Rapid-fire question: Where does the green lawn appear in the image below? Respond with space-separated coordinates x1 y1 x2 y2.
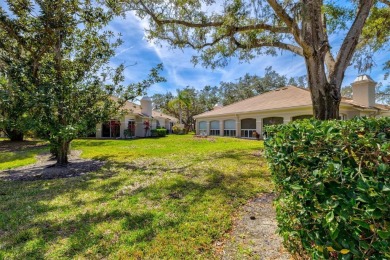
0 135 271 259
0 140 48 170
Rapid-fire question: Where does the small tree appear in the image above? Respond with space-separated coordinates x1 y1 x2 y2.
168 89 192 125
0 75 32 141
0 1 164 165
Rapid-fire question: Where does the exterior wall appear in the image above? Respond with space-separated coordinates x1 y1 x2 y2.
136 117 145 137
378 111 390 117
352 78 376 107
195 106 315 138
96 123 103 138
194 104 389 139
140 97 153 117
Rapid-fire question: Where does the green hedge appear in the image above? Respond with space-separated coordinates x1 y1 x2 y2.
151 128 167 137
264 117 390 259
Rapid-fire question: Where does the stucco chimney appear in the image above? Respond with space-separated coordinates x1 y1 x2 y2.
351 75 376 107
140 96 153 117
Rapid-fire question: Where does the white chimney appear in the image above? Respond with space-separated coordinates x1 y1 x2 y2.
351 75 376 107
140 96 153 117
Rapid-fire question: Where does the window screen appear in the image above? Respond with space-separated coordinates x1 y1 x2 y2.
199 121 207 130
210 121 220 129
224 120 235 129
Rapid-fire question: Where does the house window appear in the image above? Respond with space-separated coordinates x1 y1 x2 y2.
199 121 207 135
224 120 236 137
102 120 121 138
210 120 220 136
292 115 312 121
241 118 256 138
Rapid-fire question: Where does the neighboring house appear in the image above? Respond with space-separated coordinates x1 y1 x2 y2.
96 96 178 138
194 75 390 139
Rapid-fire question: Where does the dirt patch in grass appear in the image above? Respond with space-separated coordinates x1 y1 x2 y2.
0 150 105 181
217 193 291 259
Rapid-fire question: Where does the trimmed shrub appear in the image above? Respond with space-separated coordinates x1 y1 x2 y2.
156 128 166 137
157 126 169 135
265 117 390 259
150 129 166 137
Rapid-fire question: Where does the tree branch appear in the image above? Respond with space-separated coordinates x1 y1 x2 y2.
266 0 309 50
332 0 375 81
232 37 303 56
322 12 335 72
137 0 290 33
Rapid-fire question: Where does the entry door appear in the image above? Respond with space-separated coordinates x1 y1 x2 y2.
128 120 136 137
102 120 120 138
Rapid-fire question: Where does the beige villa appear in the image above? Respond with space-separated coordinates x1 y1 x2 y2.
194 75 390 139
95 96 177 138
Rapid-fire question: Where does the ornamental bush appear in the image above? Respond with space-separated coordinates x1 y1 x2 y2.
172 124 184 134
150 128 166 137
264 117 390 259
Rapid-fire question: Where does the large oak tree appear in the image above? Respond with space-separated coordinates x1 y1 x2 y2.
123 0 388 119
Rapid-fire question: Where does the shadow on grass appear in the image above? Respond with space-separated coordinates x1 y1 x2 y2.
0 147 269 258
0 140 47 152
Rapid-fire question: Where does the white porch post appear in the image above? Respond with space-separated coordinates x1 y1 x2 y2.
96 123 102 138
219 120 224 136
206 121 210 135
236 116 241 137
283 116 291 124
120 117 126 138
256 117 263 139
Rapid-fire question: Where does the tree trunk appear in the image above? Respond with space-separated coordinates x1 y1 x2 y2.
56 140 70 166
305 57 340 120
6 128 24 141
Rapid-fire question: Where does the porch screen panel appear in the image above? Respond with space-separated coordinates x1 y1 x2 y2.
199 121 207 130
199 121 207 135
210 121 220 136
210 121 219 129
224 120 236 137
263 117 283 126
241 118 256 129
224 120 235 129
292 115 312 121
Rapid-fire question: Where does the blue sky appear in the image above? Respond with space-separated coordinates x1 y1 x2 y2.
109 12 390 99
1 1 388 98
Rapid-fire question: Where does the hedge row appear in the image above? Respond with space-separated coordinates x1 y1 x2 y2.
264 117 390 259
151 128 167 137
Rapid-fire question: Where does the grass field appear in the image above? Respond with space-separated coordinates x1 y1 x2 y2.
0 135 271 259
0 140 48 170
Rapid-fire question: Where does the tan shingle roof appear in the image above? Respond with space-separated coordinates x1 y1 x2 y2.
194 86 390 119
341 97 390 111
194 86 311 118
152 110 178 121
110 96 177 121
